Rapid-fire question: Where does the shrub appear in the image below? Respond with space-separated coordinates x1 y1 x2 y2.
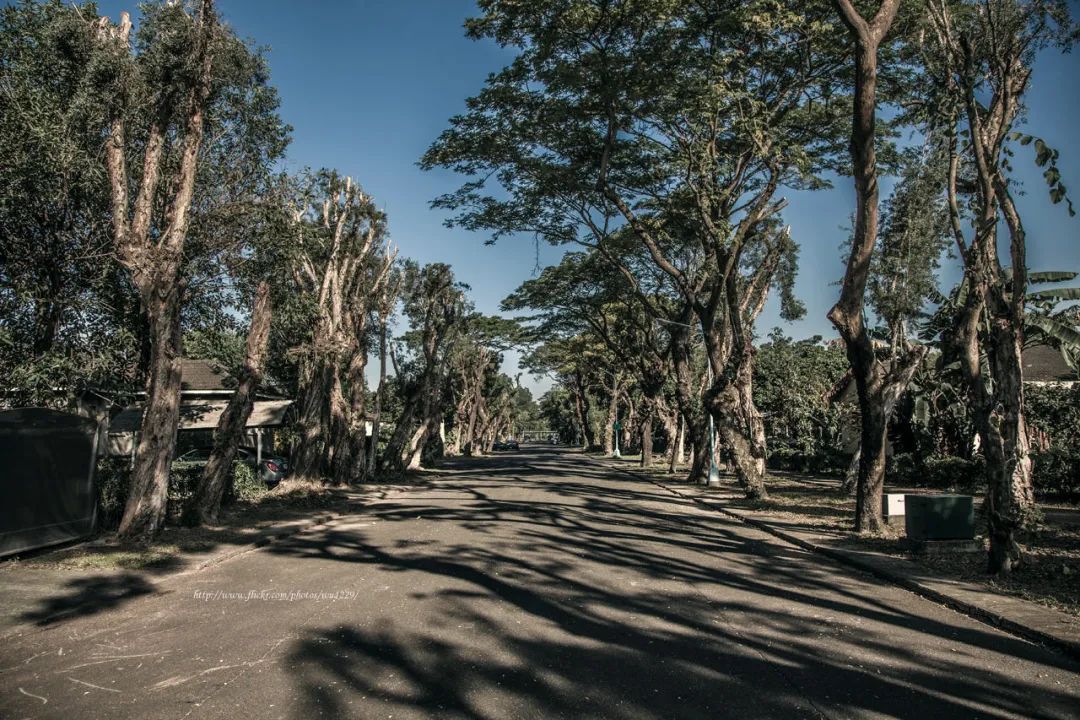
889 453 984 491
766 447 847 475
230 461 267 503
1026 384 1080 448
95 457 132 530
166 461 203 521
1032 448 1080 502
92 456 262 529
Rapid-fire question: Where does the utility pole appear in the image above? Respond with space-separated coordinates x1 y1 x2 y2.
613 403 621 458
706 361 720 487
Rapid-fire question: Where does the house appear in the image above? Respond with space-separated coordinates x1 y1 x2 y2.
106 358 292 460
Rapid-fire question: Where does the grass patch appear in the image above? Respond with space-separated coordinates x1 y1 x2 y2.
17 479 358 574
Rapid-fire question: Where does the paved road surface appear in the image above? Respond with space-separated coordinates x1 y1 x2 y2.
1 448 1077 719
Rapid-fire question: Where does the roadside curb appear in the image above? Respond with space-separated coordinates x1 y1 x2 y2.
594 457 1080 662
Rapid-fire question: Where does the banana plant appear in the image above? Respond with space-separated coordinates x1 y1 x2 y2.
920 269 1080 376
1025 271 1080 374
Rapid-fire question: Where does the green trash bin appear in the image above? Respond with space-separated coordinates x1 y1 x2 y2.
904 494 975 541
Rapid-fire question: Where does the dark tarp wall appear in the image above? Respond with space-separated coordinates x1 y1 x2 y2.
0 408 98 557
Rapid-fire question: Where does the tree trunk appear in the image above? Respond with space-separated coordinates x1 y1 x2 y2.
604 387 618 456
187 283 271 525
118 286 184 539
326 370 349 484
640 410 653 468
367 315 389 477
712 389 767 500
827 0 904 533
968 293 1036 573
841 446 860 496
344 348 370 484
670 329 708 485
293 358 333 481
572 371 595 449
622 397 636 454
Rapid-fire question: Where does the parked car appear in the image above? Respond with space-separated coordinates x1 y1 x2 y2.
176 446 289 488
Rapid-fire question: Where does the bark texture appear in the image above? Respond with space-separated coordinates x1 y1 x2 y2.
827 0 916 534
188 282 271 525
98 2 218 540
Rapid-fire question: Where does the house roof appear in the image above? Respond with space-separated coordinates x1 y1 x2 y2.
181 358 232 392
109 399 293 433
1022 344 1077 383
824 344 1075 407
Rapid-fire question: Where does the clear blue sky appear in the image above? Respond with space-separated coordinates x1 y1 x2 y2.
93 1 1080 397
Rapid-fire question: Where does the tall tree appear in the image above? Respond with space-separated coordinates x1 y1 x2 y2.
828 0 930 532
0 1 140 409
366 267 403 477
97 1 219 539
285 171 392 483
425 0 845 498
381 262 467 473
920 0 1076 572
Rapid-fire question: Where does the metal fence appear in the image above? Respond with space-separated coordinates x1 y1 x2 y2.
0 408 99 557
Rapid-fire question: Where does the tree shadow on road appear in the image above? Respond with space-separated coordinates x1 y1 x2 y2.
272 448 1080 719
17 572 158 627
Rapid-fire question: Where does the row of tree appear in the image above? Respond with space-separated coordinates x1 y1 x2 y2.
422 0 1079 574
0 1 535 540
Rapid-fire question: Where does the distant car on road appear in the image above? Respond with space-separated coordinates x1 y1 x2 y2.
175 446 289 487
492 439 519 451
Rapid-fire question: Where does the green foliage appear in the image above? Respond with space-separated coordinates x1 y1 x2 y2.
184 326 246 377
1026 384 1080 448
753 330 848 457
538 387 578 443
230 461 266 503
890 453 986 492
0 0 289 408
94 456 210 530
1008 133 1075 216
766 447 848 475
0 0 142 406
1031 448 1080 502
94 456 132 530
869 147 950 336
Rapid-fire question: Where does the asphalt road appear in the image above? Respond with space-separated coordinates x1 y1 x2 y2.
1 447 1077 719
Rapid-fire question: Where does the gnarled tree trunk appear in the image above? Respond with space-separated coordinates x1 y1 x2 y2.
827 0 906 533
188 282 271 525
99 3 218 540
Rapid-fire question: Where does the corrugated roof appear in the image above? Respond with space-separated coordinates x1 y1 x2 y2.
109 399 293 433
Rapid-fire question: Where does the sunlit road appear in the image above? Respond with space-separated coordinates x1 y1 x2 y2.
1 447 1077 719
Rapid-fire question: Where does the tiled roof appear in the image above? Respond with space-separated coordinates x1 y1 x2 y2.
1022 345 1077 383
180 358 232 391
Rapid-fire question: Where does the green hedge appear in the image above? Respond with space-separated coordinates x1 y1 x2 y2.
889 453 985 491
1032 448 1080 503
889 450 1079 503
767 446 848 475
94 455 267 530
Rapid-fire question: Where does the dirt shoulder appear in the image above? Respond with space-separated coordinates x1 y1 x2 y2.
610 458 1080 620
